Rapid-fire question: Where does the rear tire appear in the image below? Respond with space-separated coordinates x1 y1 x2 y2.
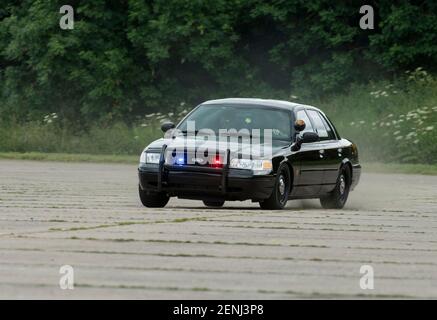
139 185 169 208
259 164 291 210
320 166 351 209
203 200 225 208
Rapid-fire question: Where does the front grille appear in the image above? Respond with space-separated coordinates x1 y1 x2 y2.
164 148 225 168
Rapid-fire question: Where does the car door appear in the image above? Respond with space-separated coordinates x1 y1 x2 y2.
291 109 324 197
306 110 342 193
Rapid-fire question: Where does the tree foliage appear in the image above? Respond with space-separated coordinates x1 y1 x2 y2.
1 0 437 121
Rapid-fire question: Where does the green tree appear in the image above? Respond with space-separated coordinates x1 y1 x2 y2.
1 0 436 122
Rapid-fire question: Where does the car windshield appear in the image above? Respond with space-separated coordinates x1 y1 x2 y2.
177 104 292 141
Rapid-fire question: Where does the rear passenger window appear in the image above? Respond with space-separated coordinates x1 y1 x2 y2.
295 110 314 133
307 110 335 141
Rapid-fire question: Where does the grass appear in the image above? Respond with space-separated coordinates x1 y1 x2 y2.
311 73 437 164
0 71 436 165
0 151 138 164
1 151 437 175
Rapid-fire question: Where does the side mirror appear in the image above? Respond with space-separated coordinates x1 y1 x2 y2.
291 132 319 151
161 122 175 133
301 132 319 143
294 119 306 132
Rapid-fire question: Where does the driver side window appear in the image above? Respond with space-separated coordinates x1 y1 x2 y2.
296 110 314 134
307 110 336 141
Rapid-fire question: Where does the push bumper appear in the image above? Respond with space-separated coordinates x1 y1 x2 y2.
138 165 275 201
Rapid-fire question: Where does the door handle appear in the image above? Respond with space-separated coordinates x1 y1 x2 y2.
319 149 324 158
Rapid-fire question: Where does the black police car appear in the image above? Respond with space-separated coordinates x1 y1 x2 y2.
138 98 361 210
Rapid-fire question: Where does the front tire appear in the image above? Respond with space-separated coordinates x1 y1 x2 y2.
259 164 291 210
139 185 169 208
320 166 351 209
203 200 225 208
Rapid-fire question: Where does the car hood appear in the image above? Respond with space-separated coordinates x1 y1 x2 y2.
145 136 289 158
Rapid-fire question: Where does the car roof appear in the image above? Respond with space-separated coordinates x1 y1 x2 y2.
201 98 321 113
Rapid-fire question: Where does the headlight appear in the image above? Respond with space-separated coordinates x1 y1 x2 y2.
139 151 160 164
230 159 273 175
146 152 161 164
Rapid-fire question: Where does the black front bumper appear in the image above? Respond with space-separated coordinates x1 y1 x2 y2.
138 165 275 201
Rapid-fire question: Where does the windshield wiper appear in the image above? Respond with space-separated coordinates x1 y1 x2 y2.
180 130 199 136
219 131 255 138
